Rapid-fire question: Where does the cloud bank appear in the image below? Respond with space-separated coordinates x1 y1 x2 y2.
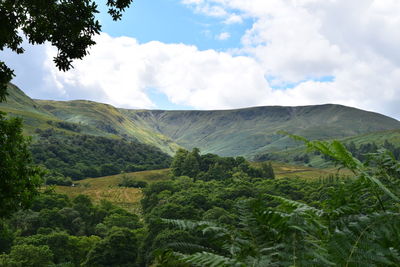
2 0 400 119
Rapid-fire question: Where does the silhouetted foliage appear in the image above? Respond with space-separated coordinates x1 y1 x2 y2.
0 0 133 100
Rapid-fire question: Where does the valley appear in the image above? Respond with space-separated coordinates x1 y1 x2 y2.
2 83 400 266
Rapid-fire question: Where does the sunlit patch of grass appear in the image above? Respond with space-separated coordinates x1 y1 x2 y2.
253 161 351 179
53 169 170 213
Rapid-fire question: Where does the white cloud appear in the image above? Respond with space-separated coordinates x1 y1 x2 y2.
224 14 243 24
216 32 231 40
21 33 270 110
180 0 400 119
3 0 400 120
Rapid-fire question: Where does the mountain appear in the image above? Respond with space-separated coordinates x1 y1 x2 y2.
36 99 180 154
2 84 400 157
121 105 400 156
0 84 179 154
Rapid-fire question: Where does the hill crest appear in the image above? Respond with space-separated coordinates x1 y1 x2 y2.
2 84 400 156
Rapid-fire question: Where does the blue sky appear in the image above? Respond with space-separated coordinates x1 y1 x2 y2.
97 0 251 51
94 0 255 110
2 0 400 119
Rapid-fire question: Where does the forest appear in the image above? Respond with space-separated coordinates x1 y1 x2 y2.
1 139 400 266
31 129 171 182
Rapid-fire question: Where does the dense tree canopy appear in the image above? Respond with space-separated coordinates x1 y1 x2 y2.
32 129 171 180
0 191 142 266
171 148 275 181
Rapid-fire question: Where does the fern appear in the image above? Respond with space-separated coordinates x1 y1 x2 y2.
328 212 400 266
160 136 400 266
284 133 400 204
265 194 324 217
175 252 245 267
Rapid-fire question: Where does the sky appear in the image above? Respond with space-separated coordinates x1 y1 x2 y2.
2 0 400 119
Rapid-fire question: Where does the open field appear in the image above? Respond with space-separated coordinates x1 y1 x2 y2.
54 168 170 213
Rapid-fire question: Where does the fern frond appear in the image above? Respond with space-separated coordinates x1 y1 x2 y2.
330 141 362 171
266 194 324 216
359 170 400 202
162 218 218 231
175 251 245 267
284 133 400 203
168 242 216 254
329 212 400 266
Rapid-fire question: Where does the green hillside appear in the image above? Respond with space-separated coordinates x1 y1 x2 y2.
341 129 400 145
36 99 180 154
2 84 400 158
121 105 400 156
0 84 180 154
0 84 57 133
0 84 173 180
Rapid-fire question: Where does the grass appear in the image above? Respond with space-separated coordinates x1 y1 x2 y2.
54 169 170 213
269 162 351 179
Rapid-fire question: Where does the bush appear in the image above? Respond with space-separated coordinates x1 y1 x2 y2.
118 176 148 188
44 171 73 186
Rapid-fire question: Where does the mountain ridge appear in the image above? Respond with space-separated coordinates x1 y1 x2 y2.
2 84 400 157
121 104 400 156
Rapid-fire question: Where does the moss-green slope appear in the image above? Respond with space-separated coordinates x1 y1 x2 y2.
0 84 59 133
122 105 400 156
3 84 400 158
0 84 180 154
36 99 180 154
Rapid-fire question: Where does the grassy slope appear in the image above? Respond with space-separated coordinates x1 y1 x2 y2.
122 105 400 157
341 129 400 145
0 84 115 137
4 84 400 158
36 100 181 155
54 169 170 213
0 84 180 154
0 84 58 134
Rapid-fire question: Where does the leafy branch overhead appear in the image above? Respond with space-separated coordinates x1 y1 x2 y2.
0 0 133 100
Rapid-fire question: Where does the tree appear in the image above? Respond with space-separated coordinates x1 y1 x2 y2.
84 227 138 266
171 148 189 177
0 244 54 267
0 0 134 100
260 162 275 179
0 114 44 217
